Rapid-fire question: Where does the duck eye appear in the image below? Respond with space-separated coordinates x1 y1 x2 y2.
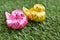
36 7 38 8
16 14 17 16
21 14 24 17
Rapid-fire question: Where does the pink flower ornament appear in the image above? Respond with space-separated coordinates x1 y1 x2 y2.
5 9 28 29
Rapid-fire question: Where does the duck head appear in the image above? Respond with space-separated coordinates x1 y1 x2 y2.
33 4 45 12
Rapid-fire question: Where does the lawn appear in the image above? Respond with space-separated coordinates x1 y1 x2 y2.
0 0 60 40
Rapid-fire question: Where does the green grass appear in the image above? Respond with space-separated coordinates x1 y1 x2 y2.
0 0 60 40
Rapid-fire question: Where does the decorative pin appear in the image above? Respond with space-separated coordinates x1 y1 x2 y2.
5 9 28 29
23 4 46 22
